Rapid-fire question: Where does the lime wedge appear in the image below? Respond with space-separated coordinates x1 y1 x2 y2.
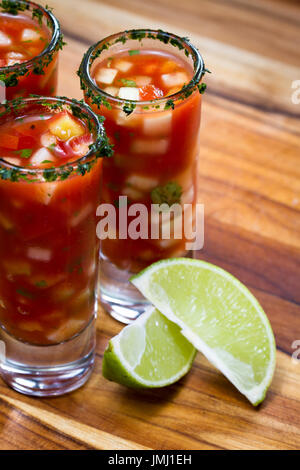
102 307 196 388
131 258 276 405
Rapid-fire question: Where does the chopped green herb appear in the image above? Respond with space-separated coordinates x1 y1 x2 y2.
120 78 137 87
151 181 182 206
16 287 34 299
164 99 175 110
67 256 83 274
128 50 140 56
41 160 53 164
35 280 48 288
198 82 207 94
14 148 33 159
113 130 120 142
107 182 119 191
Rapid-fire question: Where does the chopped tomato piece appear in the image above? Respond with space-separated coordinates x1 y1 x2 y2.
1 134 19 149
139 84 164 101
18 135 36 149
69 134 93 156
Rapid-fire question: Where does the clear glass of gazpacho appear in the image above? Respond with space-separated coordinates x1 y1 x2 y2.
0 1 64 100
0 96 111 396
79 29 206 323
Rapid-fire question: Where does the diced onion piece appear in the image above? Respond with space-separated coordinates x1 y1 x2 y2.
0 31 11 46
115 110 140 128
161 72 189 88
31 147 55 166
47 319 86 343
143 111 172 137
6 51 25 66
0 298 5 309
35 182 57 205
133 75 151 87
3 259 31 276
131 138 168 155
19 320 43 332
114 59 132 72
161 60 178 74
0 212 14 230
126 174 158 191
21 28 41 42
40 131 56 147
103 86 119 97
122 186 144 201
70 203 93 227
70 287 91 310
95 67 118 85
52 283 75 302
49 113 85 141
3 157 21 166
118 87 140 100
27 247 52 262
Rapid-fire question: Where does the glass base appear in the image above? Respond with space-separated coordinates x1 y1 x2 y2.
0 317 96 397
99 255 150 324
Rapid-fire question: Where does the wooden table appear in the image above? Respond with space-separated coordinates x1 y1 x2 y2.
0 0 299 450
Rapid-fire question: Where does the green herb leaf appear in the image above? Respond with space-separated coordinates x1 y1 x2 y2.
120 78 137 87
198 82 207 94
151 181 182 206
164 99 175 110
16 287 34 299
128 50 140 56
14 148 33 159
35 280 48 288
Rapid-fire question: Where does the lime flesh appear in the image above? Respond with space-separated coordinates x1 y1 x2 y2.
131 258 276 405
103 307 196 388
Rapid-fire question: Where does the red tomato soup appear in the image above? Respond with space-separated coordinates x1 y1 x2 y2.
84 45 202 274
0 3 62 100
0 99 103 345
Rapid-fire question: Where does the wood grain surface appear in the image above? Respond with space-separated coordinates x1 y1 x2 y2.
0 0 299 450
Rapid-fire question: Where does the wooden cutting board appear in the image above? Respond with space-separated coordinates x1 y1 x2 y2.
0 0 299 450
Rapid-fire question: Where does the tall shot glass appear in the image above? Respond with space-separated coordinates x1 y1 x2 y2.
79 30 206 323
0 0 64 100
0 97 111 396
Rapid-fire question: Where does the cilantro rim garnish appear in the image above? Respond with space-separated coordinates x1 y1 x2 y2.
78 29 208 115
0 1 66 87
0 96 113 183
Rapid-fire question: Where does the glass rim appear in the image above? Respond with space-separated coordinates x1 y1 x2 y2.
79 28 205 109
0 0 61 74
0 96 105 176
